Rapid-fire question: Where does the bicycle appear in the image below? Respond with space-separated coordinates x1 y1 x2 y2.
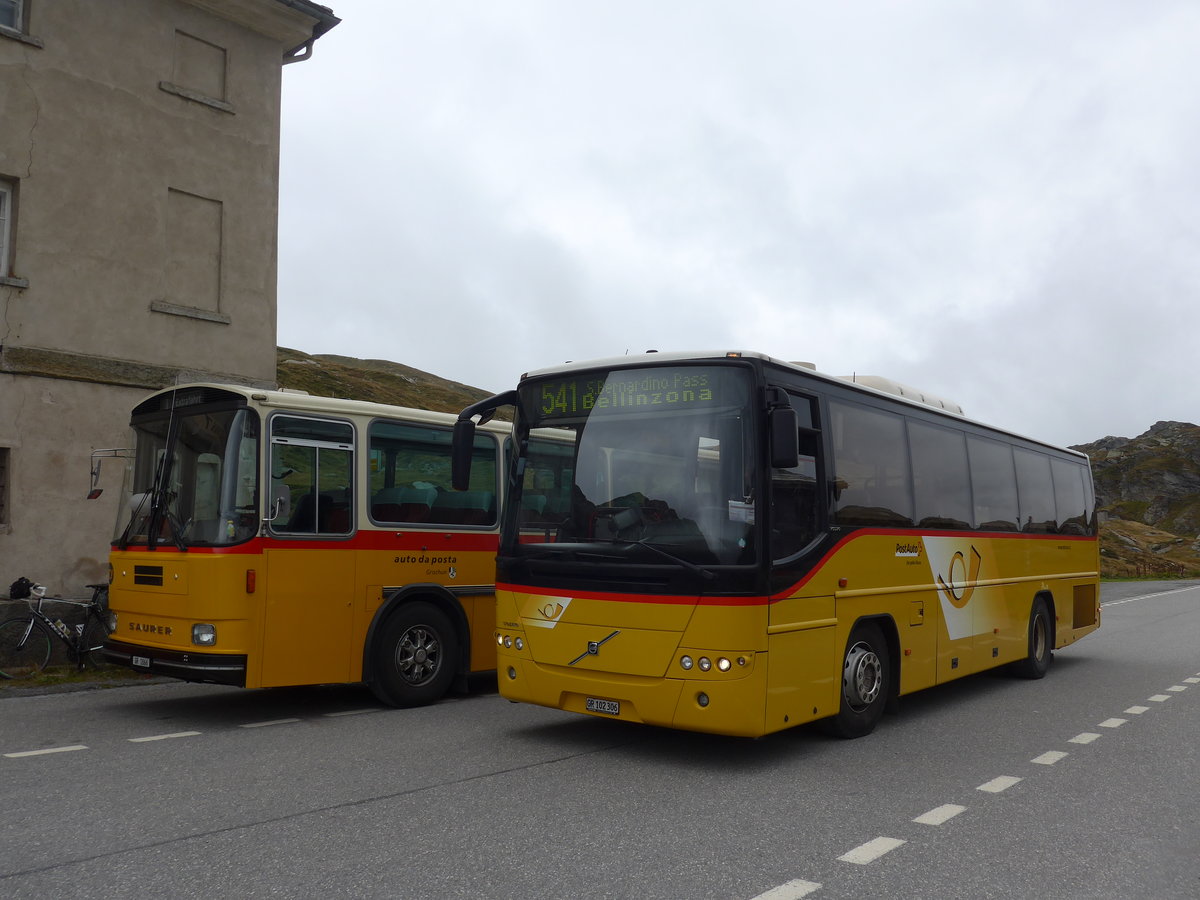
0 578 116 679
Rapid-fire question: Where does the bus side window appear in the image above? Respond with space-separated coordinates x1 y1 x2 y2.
830 400 914 528
771 394 820 559
271 416 354 535
1014 447 1056 533
967 436 1019 531
909 421 971 530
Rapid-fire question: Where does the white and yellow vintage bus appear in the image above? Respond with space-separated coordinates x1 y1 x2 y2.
452 351 1100 738
100 383 569 707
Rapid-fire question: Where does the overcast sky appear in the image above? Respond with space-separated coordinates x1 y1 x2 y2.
277 1 1200 448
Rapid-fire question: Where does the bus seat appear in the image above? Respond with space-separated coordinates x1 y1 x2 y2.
431 490 495 525
373 486 437 523
286 492 319 532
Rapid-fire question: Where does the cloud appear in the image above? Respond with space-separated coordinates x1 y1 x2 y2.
278 1 1200 447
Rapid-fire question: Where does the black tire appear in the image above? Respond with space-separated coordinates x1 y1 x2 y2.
1009 597 1052 679
79 614 111 670
369 602 459 708
0 617 53 679
824 621 890 739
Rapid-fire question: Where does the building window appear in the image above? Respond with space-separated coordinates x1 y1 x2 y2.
1 1 42 47
0 447 9 526
0 178 13 277
0 0 23 31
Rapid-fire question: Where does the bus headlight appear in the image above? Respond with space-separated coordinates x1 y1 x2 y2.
680 655 694 670
717 657 732 672
698 657 712 672
192 624 217 646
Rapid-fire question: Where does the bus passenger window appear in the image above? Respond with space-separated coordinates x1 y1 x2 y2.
830 401 914 528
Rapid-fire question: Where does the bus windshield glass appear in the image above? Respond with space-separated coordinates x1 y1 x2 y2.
115 406 259 548
516 364 756 566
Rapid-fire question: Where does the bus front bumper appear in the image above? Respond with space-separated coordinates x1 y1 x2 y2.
103 639 247 687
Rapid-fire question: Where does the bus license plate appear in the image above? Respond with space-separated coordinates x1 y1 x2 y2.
585 697 620 716
132 656 151 668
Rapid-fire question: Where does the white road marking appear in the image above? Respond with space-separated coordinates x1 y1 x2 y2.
838 837 906 865
128 731 202 743
977 775 1022 793
1148 694 1172 703
239 718 301 728
324 708 382 717
1032 750 1068 765
913 804 966 826
4 744 88 758
1097 718 1126 728
1125 706 1150 715
750 878 823 899
1166 685 1188 692
1184 677 1200 684
1103 585 1200 606
1069 733 1100 744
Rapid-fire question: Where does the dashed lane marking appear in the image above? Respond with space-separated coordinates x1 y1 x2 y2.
1125 706 1150 715
4 744 88 758
324 708 382 717
913 804 966 826
1032 750 1068 765
749 878 823 899
128 731 202 743
239 718 302 728
977 775 1022 793
838 837 906 865
1166 685 1188 692
1098 718 1127 728
1069 732 1101 744
1148 695 1172 703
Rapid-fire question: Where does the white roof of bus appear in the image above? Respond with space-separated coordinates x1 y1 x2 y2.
148 383 515 434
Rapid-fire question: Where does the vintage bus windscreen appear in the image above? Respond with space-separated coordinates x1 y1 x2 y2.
115 390 259 549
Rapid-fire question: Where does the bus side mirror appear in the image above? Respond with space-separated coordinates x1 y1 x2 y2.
769 406 800 469
87 448 132 499
451 419 476 491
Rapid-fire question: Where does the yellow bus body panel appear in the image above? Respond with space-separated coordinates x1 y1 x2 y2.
495 530 1100 738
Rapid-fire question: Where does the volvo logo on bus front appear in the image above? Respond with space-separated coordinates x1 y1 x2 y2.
569 630 620 666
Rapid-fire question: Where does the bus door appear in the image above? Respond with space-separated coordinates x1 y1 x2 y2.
261 415 357 687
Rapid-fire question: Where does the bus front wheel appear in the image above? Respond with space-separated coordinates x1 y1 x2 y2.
1008 597 1052 679
369 602 459 708
825 622 889 739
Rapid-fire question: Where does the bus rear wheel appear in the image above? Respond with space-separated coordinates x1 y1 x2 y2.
824 621 889 739
1008 597 1052 679
369 602 459 708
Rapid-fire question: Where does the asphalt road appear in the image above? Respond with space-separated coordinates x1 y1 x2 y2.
2 581 1197 899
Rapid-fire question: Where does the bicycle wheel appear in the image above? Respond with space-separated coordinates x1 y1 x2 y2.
79 613 112 669
0 617 53 679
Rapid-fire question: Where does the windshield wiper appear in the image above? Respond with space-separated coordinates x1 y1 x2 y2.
604 537 717 581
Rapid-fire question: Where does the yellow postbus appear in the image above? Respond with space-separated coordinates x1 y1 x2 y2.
100 383 568 707
452 351 1100 738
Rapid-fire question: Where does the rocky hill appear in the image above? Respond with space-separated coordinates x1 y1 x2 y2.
1072 421 1200 578
276 350 1200 578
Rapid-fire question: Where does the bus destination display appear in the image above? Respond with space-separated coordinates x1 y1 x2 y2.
535 368 732 419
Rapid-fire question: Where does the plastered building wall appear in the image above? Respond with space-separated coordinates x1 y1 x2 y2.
0 0 337 594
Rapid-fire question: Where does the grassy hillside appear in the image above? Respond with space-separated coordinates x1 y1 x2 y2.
276 347 493 414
